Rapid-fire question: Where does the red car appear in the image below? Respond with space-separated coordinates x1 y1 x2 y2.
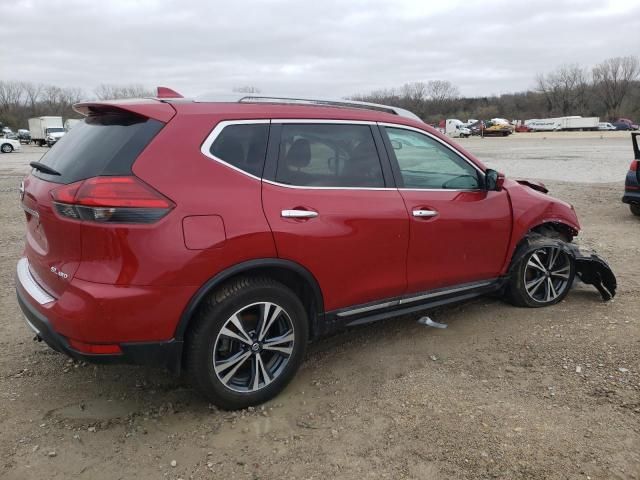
16 90 616 409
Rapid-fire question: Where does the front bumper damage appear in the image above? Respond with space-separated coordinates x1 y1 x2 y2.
566 245 617 301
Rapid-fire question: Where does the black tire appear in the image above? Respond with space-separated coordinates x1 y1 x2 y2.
185 277 308 410
0 143 13 153
631 204 640 216
506 235 576 308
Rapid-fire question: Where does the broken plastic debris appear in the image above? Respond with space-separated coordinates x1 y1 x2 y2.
418 316 448 329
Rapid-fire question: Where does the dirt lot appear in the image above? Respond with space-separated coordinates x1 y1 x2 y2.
1 135 639 479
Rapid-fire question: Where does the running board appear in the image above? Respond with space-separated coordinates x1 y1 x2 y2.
328 279 504 328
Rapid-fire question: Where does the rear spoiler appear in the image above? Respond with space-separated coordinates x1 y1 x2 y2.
73 98 176 123
633 132 640 160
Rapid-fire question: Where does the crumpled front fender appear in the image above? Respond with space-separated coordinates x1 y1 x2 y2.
566 245 617 301
508 235 617 302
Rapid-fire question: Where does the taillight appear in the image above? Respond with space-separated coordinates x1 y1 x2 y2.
630 160 639 172
51 176 174 224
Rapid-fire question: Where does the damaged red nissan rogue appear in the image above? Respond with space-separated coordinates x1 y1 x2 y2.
16 89 617 409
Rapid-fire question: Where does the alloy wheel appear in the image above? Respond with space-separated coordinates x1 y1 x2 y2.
213 302 295 393
523 246 572 303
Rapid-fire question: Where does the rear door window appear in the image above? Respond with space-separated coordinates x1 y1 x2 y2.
209 123 269 177
33 113 164 184
274 123 384 188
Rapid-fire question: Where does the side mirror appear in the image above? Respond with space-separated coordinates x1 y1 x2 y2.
485 169 505 191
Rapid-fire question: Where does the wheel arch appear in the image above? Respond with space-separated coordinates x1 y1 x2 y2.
505 220 578 274
175 258 325 341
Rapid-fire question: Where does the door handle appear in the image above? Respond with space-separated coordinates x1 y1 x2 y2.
281 209 318 219
412 209 438 217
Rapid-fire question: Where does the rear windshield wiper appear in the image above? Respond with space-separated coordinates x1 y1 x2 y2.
30 162 61 176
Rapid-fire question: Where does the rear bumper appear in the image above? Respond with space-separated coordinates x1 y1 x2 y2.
622 190 640 205
17 286 183 372
15 258 186 372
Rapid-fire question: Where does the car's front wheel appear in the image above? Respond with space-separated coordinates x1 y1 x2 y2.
185 277 308 410
630 204 640 216
506 236 576 307
1 143 13 153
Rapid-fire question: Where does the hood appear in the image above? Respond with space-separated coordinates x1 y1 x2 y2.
47 132 65 139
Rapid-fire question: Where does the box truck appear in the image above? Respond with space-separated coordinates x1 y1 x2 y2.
28 116 65 147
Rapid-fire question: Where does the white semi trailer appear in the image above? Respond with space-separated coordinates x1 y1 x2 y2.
445 119 471 138
28 116 65 147
525 116 599 131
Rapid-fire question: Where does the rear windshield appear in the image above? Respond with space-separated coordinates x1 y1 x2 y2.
33 113 164 184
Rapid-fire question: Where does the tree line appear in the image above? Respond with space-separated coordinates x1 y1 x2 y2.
0 83 153 131
0 55 638 130
351 56 639 124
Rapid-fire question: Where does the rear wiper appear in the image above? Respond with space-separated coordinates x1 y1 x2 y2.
29 162 61 176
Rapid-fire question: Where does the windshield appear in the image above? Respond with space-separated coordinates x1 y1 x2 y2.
46 128 65 134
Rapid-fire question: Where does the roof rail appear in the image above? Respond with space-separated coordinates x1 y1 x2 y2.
193 93 423 122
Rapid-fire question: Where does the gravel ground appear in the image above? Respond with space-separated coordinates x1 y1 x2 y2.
1 135 638 480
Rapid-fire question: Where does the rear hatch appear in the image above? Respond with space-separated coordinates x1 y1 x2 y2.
21 103 171 298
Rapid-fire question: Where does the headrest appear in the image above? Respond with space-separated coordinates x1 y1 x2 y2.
285 138 311 168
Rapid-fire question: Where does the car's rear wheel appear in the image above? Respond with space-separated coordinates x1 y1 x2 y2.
506 236 575 307
185 277 308 410
630 204 640 216
1 143 13 153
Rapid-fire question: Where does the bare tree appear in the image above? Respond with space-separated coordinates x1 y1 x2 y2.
426 80 460 103
592 56 640 119
21 82 43 113
0 81 24 113
536 64 588 115
400 82 428 102
95 84 153 100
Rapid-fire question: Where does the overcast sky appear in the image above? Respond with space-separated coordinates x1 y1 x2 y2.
1 0 639 99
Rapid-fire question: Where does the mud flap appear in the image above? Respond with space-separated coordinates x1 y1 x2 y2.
566 245 617 301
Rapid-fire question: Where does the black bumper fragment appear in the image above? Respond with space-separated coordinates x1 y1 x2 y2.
566 245 617 301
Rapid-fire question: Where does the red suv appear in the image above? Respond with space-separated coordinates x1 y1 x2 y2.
16 90 616 409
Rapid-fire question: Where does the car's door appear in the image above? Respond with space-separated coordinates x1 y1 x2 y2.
261 121 409 312
380 124 512 293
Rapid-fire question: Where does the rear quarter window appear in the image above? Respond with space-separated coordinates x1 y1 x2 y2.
209 123 269 177
33 114 164 184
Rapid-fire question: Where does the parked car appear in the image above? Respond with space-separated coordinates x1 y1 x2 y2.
1 137 21 153
515 124 532 133
623 133 640 216
16 89 617 409
468 120 485 136
612 121 634 131
616 118 639 130
17 129 31 144
598 122 616 131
